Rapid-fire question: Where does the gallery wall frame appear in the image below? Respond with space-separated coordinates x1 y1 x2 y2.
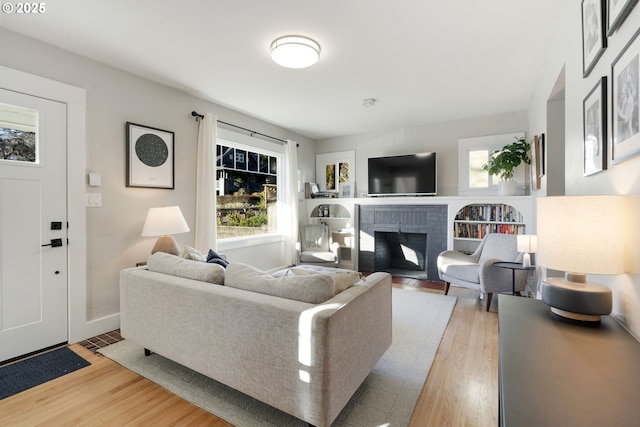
126 122 175 189
582 0 607 77
607 0 639 35
611 27 640 164
530 135 541 190
538 133 546 176
583 76 608 176
315 151 355 198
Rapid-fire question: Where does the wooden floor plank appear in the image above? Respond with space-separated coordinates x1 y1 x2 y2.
0 279 497 426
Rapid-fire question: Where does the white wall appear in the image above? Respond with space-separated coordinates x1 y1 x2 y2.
527 1 640 337
0 28 314 330
315 111 529 196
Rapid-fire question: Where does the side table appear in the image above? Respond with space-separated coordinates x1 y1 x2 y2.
493 261 534 295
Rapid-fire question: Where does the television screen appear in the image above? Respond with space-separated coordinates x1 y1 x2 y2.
368 152 437 196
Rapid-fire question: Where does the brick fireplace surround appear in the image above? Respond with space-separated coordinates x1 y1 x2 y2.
358 204 447 281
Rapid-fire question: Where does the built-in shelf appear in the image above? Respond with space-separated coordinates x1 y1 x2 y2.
453 203 526 253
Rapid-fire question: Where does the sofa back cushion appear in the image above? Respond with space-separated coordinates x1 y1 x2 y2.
283 266 360 293
225 262 336 304
147 251 225 284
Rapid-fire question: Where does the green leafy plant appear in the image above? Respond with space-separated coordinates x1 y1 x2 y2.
482 137 531 181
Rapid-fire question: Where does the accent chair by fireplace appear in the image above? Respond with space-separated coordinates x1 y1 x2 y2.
437 233 526 311
298 224 340 267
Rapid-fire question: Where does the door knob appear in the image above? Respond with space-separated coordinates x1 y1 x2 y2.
41 238 63 248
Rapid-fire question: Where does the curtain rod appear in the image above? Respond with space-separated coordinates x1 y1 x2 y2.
191 111 287 144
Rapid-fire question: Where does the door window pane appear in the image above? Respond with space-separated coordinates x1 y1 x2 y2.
0 104 37 163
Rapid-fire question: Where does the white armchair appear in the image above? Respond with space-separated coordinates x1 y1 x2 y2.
437 233 526 311
298 224 340 267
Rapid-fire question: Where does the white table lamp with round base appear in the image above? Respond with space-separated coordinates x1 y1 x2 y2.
537 195 626 323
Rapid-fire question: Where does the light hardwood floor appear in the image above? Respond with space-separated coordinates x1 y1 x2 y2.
0 285 498 427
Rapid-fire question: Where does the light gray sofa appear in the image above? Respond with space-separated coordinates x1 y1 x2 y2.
120 255 392 427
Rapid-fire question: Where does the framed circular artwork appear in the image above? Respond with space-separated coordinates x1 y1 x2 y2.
126 122 175 188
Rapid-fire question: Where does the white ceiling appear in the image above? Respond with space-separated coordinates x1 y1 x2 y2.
0 0 562 140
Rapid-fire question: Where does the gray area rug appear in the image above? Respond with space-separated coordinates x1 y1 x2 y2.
99 288 456 426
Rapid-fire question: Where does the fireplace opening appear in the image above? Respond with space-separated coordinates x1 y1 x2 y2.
374 231 427 280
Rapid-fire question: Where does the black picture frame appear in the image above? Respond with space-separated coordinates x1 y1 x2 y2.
611 27 640 164
539 133 546 176
126 122 175 189
607 0 639 35
582 0 607 78
583 77 608 176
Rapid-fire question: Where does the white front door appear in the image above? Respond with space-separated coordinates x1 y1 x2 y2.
0 88 68 363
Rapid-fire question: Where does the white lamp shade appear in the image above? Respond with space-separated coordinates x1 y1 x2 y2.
141 206 190 237
517 234 537 253
270 35 320 69
537 195 625 275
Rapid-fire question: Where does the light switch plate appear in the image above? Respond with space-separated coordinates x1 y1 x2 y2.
86 193 102 207
88 172 101 187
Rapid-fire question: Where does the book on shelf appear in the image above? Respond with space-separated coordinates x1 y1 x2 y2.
453 223 526 239
454 204 524 223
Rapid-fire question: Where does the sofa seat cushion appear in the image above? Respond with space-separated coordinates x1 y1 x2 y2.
147 251 225 284
299 250 337 263
225 262 336 304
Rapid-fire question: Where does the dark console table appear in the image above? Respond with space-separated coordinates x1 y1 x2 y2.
498 295 640 426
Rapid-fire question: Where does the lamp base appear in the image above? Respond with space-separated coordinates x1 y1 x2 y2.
151 235 180 256
541 276 612 323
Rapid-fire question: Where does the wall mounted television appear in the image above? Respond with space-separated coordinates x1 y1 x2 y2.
368 152 437 196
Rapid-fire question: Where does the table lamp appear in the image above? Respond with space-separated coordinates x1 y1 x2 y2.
141 206 190 255
516 234 537 268
536 195 626 322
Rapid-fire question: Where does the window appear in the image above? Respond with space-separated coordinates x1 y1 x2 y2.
0 104 38 163
457 132 525 196
469 149 489 188
216 138 281 239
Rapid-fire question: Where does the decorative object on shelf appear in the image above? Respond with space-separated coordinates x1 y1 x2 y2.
141 206 190 255
537 195 626 322
482 137 531 196
583 76 608 176
516 234 537 268
270 35 320 69
582 0 606 78
607 0 639 35
126 122 174 189
611 26 640 164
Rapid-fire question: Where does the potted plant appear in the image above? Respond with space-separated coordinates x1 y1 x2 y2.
482 137 531 195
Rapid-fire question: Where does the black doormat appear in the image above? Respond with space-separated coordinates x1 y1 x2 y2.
0 346 90 400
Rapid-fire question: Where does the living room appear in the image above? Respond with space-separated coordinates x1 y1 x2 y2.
1 0 640 425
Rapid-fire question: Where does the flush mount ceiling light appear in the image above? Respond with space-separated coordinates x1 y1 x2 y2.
362 98 376 107
270 35 320 69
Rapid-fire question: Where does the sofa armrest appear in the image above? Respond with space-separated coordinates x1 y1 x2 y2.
309 271 392 424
